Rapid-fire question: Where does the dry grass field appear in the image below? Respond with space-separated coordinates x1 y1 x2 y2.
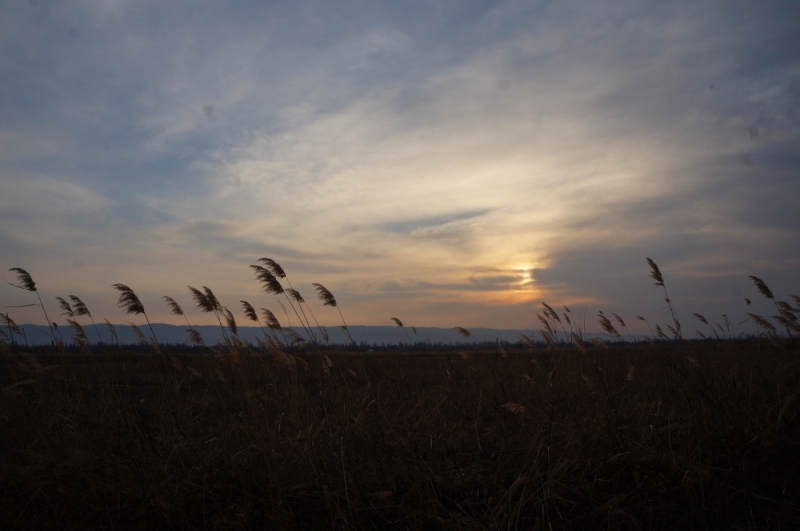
2 341 799 530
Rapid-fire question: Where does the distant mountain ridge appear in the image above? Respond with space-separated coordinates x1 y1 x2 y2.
9 323 611 347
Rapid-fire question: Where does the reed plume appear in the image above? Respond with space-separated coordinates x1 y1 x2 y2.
67 319 89 352
261 308 282 330
56 297 74 319
203 287 222 312
312 283 355 345
693 313 719 339
1 312 25 349
646 258 681 339
749 276 774 300
164 296 205 346
287 288 318 344
186 328 204 346
241 300 258 323
540 302 568 341
188 286 215 313
164 296 184 316
776 301 796 318
259 258 286 279
284 328 306 345
749 276 794 335
571 333 588 353
129 323 148 344
597 312 621 340
223 307 238 337
112 284 159 350
611 313 634 341
391 317 412 344
69 295 103 344
104 319 119 347
252 264 315 344
261 308 288 346
188 286 229 342
748 313 776 333
454 326 471 338
7 268 55 342
519 334 536 349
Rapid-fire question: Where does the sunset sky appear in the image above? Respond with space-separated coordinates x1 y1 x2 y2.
2 0 799 334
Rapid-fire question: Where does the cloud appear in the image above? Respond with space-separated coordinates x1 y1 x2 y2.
1 0 799 330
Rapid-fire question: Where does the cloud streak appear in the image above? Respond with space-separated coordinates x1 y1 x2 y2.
1 0 798 332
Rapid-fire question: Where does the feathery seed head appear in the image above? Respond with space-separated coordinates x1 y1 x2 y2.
776 301 795 318
203 287 222 311
163 296 185 316
536 314 552 333
68 319 89 346
113 284 145 315
666 324 679 338
240 301 258 322
693 313 709 325
8 267 37 291
287 288 305 303
454 326 471 338
223 307 238 336
261 308 281 330
390 317 403 327
1 313 22 335
312 283 337 307
104 319 119 344
748 313 776 332
285 328 306 345
186 328 204 346
646 258 664 286
188 286 215 313
251 265 284 295
749 276 774 300
129 323 147 343
258 258 286 278
598 313 620 338
56 297 74 318
69 296 91 317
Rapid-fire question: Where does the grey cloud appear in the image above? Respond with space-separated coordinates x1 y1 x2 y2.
180 219 236 238
3 0 800 329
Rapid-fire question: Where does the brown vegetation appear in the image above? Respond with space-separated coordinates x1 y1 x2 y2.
1 342 799 529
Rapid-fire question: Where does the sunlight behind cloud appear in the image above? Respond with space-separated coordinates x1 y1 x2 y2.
1 0 798 330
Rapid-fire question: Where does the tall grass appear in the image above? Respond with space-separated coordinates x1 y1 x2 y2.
1 343 798 529
1 256 799 529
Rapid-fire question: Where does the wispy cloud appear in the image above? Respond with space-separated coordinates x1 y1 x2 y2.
1 0 798 330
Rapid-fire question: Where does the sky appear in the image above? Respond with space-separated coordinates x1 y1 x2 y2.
1 0 799 336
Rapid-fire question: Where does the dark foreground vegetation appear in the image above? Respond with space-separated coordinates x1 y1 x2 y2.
1 341 799 530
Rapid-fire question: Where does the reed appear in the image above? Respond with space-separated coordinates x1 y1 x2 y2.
164 296 205 346
312 283 355 345
646 258 682 339
7 268 55 343
112 284 160 351
69 295 103 344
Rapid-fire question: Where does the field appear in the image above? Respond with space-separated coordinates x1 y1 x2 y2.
2 341 799 530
